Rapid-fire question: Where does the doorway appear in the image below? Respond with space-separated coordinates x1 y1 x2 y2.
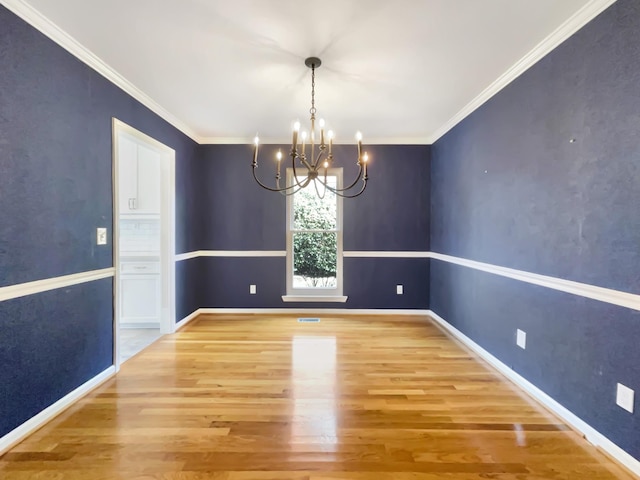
112 119 175 368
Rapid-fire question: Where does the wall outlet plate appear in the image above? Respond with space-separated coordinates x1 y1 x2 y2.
616 383 635 413
96 227 107 245
396 285 403 295
249 284 256 294
516 329 526 349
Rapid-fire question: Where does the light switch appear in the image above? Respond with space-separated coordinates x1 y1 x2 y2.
249 284 257 294
97 227 107 245
396 285 403 295
516 329 526 349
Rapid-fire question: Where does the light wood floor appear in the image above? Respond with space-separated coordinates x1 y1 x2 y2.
0 314 635 479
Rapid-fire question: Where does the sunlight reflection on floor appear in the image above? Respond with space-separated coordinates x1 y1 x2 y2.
290 336 338 446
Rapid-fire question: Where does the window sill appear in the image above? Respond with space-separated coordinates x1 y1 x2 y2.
282 295 348 303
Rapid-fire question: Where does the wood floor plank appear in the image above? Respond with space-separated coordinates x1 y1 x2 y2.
0 314 635 479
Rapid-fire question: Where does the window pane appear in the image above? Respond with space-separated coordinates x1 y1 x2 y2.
293 177 337 230
292 232 337 288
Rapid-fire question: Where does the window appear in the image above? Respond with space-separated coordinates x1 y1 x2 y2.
283 169 346 302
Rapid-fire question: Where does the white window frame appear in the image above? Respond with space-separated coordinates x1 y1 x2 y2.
282 168 347 303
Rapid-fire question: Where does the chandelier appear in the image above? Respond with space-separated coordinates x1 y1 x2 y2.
252 57 368 198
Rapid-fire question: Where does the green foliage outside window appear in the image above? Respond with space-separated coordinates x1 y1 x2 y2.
293 186 337 287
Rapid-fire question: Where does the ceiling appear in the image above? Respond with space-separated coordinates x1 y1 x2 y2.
12 0 605 143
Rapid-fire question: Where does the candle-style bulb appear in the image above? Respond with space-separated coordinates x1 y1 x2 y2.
292 121 300 149
319 119 325 128
300 131 307 157
253 135 259 165
323 161 329 168
355 131 363 141
275 148 282 177
363 153 369 162
327 130 334 140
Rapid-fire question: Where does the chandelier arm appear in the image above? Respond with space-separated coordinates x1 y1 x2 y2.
252 166 300 193
278 184 305 196
276 176 303 194
327 178 368 198
315 148 326 167
313 178 327 200
316 163 364 192
298 154 313 172
291 154 313 190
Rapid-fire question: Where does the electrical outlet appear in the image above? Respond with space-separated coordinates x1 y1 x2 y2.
249 284 256 294
616 383 635 413
96 227 107 245
396 285 403 295
516 329 526 349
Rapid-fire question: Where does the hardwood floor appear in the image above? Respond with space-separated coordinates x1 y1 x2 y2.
0 314 635 479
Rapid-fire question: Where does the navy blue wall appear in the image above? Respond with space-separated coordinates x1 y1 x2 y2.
193 144 430 309
200 144 285 251
175 259 203 321
431 0 640 461
0 280 113 436
431 260 640 458
343 145 430 252
0 6 199 438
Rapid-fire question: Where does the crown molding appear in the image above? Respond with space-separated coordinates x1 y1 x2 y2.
198 137 259 145
198 136 431 145
1 0 201 143
2 0 617 147
426 0 618 144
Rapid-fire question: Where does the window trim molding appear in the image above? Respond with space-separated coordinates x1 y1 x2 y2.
281 295 348 303
285 168 344 299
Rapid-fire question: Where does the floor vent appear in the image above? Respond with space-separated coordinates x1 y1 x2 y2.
298 317 320 323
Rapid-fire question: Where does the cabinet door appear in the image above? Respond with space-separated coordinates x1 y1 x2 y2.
118 135 139 211
135 144 161 214
120 274 160 326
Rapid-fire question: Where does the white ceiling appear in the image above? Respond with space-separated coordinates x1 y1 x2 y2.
13 0 605 143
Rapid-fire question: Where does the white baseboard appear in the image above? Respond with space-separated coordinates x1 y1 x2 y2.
175 308 203 331
198 308 430 316
426 309 640 477
0 366 115 455
174 308 429 329
120 322 160 329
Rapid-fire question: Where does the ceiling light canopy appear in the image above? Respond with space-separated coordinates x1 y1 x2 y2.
252 57 368 198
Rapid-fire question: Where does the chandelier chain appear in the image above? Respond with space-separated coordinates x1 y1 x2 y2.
310 64 317 118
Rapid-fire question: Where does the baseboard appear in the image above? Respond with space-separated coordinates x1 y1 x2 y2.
175 308 203 331
120 322 160 329
426 309 640 477
198 308 430 316
174 308 430 329
0 366 115 455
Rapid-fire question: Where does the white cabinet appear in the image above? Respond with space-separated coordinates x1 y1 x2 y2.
119 262 160 327
118 135 138 213
118 135 161 214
